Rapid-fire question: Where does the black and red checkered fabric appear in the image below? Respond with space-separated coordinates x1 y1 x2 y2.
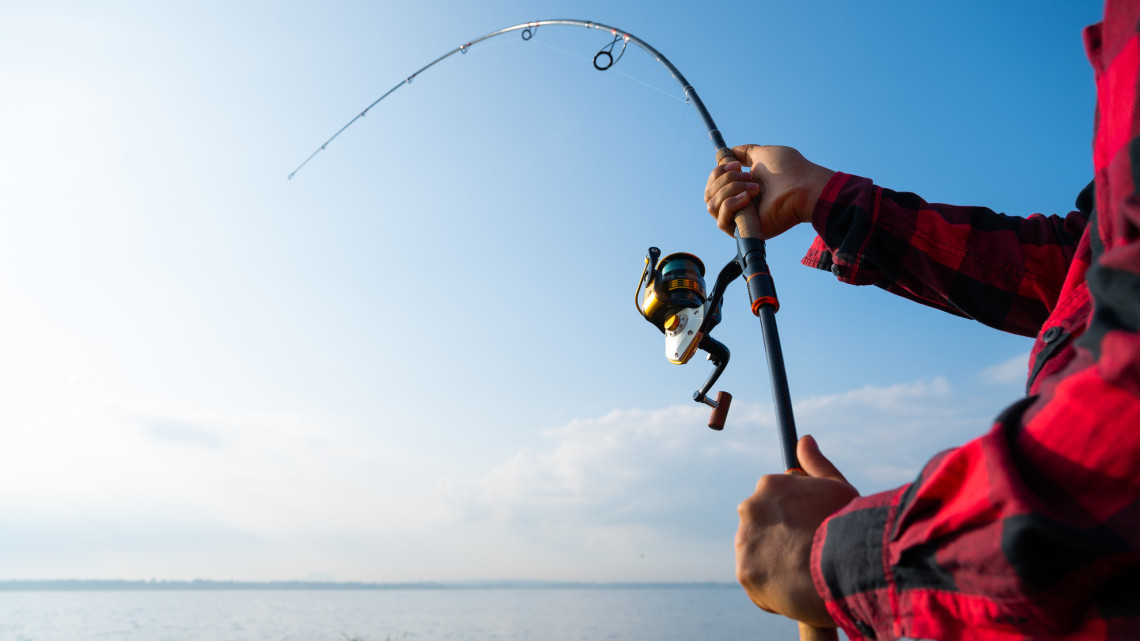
800 4 1140 639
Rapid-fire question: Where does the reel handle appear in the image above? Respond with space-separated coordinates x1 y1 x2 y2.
716 148 763 239
707 391 732 431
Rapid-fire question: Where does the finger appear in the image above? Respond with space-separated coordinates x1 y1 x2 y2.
706 172 758 213
716 189 760 234
707 179 760 213
797 435 851 484
709 173 757 211
704 161 743 203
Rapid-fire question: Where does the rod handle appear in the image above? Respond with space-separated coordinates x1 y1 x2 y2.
716 147 763 239
783 469 839 641
720 147 827 641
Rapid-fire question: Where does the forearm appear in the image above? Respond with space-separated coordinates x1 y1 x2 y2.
802 173 1088 337
812 376 1140 640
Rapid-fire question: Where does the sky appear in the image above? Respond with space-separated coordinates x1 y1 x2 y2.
0 0 1105 586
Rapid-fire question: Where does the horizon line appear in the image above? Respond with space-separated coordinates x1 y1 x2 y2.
0 579 739 591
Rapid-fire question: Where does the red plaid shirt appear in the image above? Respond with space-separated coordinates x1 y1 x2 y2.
801 4 1140 639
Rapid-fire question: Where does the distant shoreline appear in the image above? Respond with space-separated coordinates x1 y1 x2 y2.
0 579 737 591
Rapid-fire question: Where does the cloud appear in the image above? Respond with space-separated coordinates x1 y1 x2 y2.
438 404 767 531
408 374 1006 580
791 376 996 489
0 375 1007 582
134 414 226 449
440 375 994 538
980 352 1030 386
796 376 952 416
0 403 433 535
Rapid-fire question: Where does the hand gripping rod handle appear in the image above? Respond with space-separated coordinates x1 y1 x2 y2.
717 148 838 641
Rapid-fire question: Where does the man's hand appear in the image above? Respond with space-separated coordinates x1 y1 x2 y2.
704 145 835 239
735 435 858 627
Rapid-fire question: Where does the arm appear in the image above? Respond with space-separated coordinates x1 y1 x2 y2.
803 173 1089 337
705 147 1089 338
715 4 1140 633
728 174 1138 639
816 9 1140 637
815 368 1140 639
816 7 1140 638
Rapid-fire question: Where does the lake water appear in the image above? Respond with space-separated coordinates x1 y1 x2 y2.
0 587 805 640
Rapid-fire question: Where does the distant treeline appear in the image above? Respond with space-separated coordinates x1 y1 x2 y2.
0 579 736 591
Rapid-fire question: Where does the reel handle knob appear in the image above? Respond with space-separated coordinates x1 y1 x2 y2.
707 391 732 431
716 148 763 240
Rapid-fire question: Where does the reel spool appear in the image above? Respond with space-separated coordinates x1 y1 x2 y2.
636 247 735 429
637 250 707 364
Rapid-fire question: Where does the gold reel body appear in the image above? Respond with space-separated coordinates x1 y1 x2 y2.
638 252 707 329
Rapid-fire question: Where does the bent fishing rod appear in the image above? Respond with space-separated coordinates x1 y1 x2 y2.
291 20 832 640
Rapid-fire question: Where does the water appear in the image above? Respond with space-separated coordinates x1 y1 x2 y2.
0 588 802 640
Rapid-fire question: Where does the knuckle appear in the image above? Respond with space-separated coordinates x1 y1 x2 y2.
734 564 769 597
734 565 749 586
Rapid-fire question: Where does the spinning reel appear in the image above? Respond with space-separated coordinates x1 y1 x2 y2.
633 249 729 429
635 237 780 431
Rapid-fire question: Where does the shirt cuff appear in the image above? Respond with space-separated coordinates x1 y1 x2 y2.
800 172 885 286
811 488 904 641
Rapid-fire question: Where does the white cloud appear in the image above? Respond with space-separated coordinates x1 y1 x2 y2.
0 403 436 534
791 376 994 490
0 375 1003 582
980 352 1030 386
438 403 770 528
436 375 997 571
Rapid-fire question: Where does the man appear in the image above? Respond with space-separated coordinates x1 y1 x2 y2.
703 3 1140 639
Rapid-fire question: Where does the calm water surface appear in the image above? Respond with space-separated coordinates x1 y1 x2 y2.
0 588 803 641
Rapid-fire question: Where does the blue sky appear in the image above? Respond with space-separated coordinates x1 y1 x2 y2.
1 1 1103 584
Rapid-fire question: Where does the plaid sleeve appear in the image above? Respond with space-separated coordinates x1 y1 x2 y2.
801 173 1088 338
809 7 1140 640
813 384 1140 640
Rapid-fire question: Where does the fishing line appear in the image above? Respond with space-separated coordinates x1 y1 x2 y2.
293 28 832 641
532 39 689 104
287 19 727 180
654 98 695 221
611 69 690 104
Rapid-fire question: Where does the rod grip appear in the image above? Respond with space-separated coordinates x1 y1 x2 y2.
716 147 763 239
719 149 823 641
786 469 837 641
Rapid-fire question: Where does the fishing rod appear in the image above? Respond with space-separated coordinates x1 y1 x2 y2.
291 20 834 641
288 19 721 180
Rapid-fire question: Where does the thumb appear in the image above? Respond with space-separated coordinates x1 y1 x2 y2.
797 435 850 484
730 144 765 168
